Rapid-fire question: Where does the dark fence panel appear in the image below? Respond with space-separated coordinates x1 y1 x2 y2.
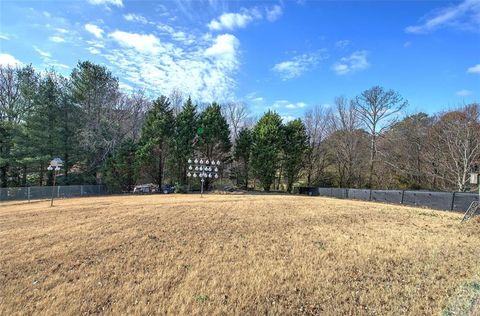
331 188 348 199
0 185 107 202
30 187 52 200
348 189 371 201
318 188 332 197
298 186 478 213
0 187 28 201
371 190 403 204
452 192 478 212
402 191 454 211
297 187 320 196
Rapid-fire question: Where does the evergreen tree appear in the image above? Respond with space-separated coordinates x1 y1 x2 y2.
282 119 308 193
70 61 120 182
170 97 198 184
23 72 63 185
57 76 81 184
251 111 283 191
198 102 231 161
103 139 137 192
197 103 231 188
233 128 252 189
136 96 174 186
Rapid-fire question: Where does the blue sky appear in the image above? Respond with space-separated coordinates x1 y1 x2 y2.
0 0 479 119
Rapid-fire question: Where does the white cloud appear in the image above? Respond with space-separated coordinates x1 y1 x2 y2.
88 47 101 54
273 100 307 109
49 36 65 43
456 89 473 96
208 11 257 31
85 23 104 39
405 0 480 33
273 51 326 80
50 63 69 69
33 46 51 58
101 30 240 102
205 34 239 63
32 45 69 70
286 102 306 109
332 64 349 75
87 0 123 7
123 13 148 24
0 53 22 66
207 5 282 31
467 64 480 74
204 34 238 56
281 115 296 122
332 50 369 75
266 5 283 22
109 31 162 54
403 41 412 48
335 40 351 49
55 28 69 34
0 34 9 40
252 97 264 102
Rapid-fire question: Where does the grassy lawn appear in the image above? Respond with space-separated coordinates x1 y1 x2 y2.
0 194 479 315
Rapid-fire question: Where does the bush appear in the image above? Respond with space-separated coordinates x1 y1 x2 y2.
175 182 188 193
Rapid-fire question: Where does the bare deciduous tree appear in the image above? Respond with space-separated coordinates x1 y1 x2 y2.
169 88 184 116
328 97 368 187
377 113 431 189
303 105 331 186
426 104 480 191
223 101 249 141
0 66 20 119
354 86 408 188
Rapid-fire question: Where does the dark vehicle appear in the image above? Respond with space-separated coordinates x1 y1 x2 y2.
161 185 175 194
223 186 236 192
133 184 156 194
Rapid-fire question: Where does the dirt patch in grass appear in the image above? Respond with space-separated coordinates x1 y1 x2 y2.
0 194 479 315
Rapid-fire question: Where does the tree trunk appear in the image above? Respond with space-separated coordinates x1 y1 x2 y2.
63 152 69 185
277 165 283 190
287 178 293 193
22 164 27 187
244 163 249 190
157 154 163 187
0 165 7 188
368 133 376 188
39 164 44 186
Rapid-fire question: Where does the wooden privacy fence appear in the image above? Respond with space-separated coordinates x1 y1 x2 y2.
297 187 478 213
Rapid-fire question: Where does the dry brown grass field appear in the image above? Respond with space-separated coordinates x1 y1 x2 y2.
1 194 479 315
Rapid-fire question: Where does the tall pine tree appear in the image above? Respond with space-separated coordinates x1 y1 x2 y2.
197 103 231 188
282 119 308 193
251 111 283 191
170 97 198 184
233 128 252 189
136 96 174 186
70 61 120 182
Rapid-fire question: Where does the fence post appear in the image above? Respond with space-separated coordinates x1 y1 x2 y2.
450 192 455 211
369 189 372 201
401 190 405 204
28 187 31 203
80 185 83 196
57 185 60 198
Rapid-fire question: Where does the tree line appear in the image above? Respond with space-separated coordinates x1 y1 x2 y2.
0 61 479 192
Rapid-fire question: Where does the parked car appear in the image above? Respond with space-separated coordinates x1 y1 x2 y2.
161 185 175 194
133 184 157 194
223 186 236 192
